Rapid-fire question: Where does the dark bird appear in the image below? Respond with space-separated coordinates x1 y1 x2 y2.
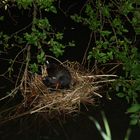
43 61 71 89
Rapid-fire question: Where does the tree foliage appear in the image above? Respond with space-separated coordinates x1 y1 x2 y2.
71 0 140 126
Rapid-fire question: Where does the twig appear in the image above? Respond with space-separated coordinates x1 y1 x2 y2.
93 91 103 98
46 55 64 66
93 79 116 84
15 59 25 87
81 75 117 78
30 101 58 114
10 23 32 38
82 31 93 66
0 86 19 101
8 46 27 77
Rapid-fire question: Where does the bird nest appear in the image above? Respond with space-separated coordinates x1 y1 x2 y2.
17 61 113 118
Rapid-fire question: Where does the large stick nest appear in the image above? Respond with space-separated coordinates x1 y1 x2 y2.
18 61 112 118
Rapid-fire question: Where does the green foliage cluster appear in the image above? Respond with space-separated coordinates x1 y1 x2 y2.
0 0 75 73
16 0 57 13
71 0 140 126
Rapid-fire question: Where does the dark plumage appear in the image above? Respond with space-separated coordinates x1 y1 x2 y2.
43 62 71 89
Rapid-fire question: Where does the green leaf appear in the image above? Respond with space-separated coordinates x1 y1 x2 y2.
102 6 110 18
36 0 57 13
55 32 63 40
34 18 51 31
45 5 57 13
48 39 65 57
100 31 111 37
30 63 38 73
68 41 75 47
24 33 37 45
16 0 33 9
130 118 138 125
117 92 125 98
127 104 140 113
121 1 134 15
112 18 121 27
37 50 46 64
71 14 82 23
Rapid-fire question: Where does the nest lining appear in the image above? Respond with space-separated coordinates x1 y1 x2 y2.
19 61 102 117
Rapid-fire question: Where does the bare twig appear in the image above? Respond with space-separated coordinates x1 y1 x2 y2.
0 86 19 101
82 31 94 66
